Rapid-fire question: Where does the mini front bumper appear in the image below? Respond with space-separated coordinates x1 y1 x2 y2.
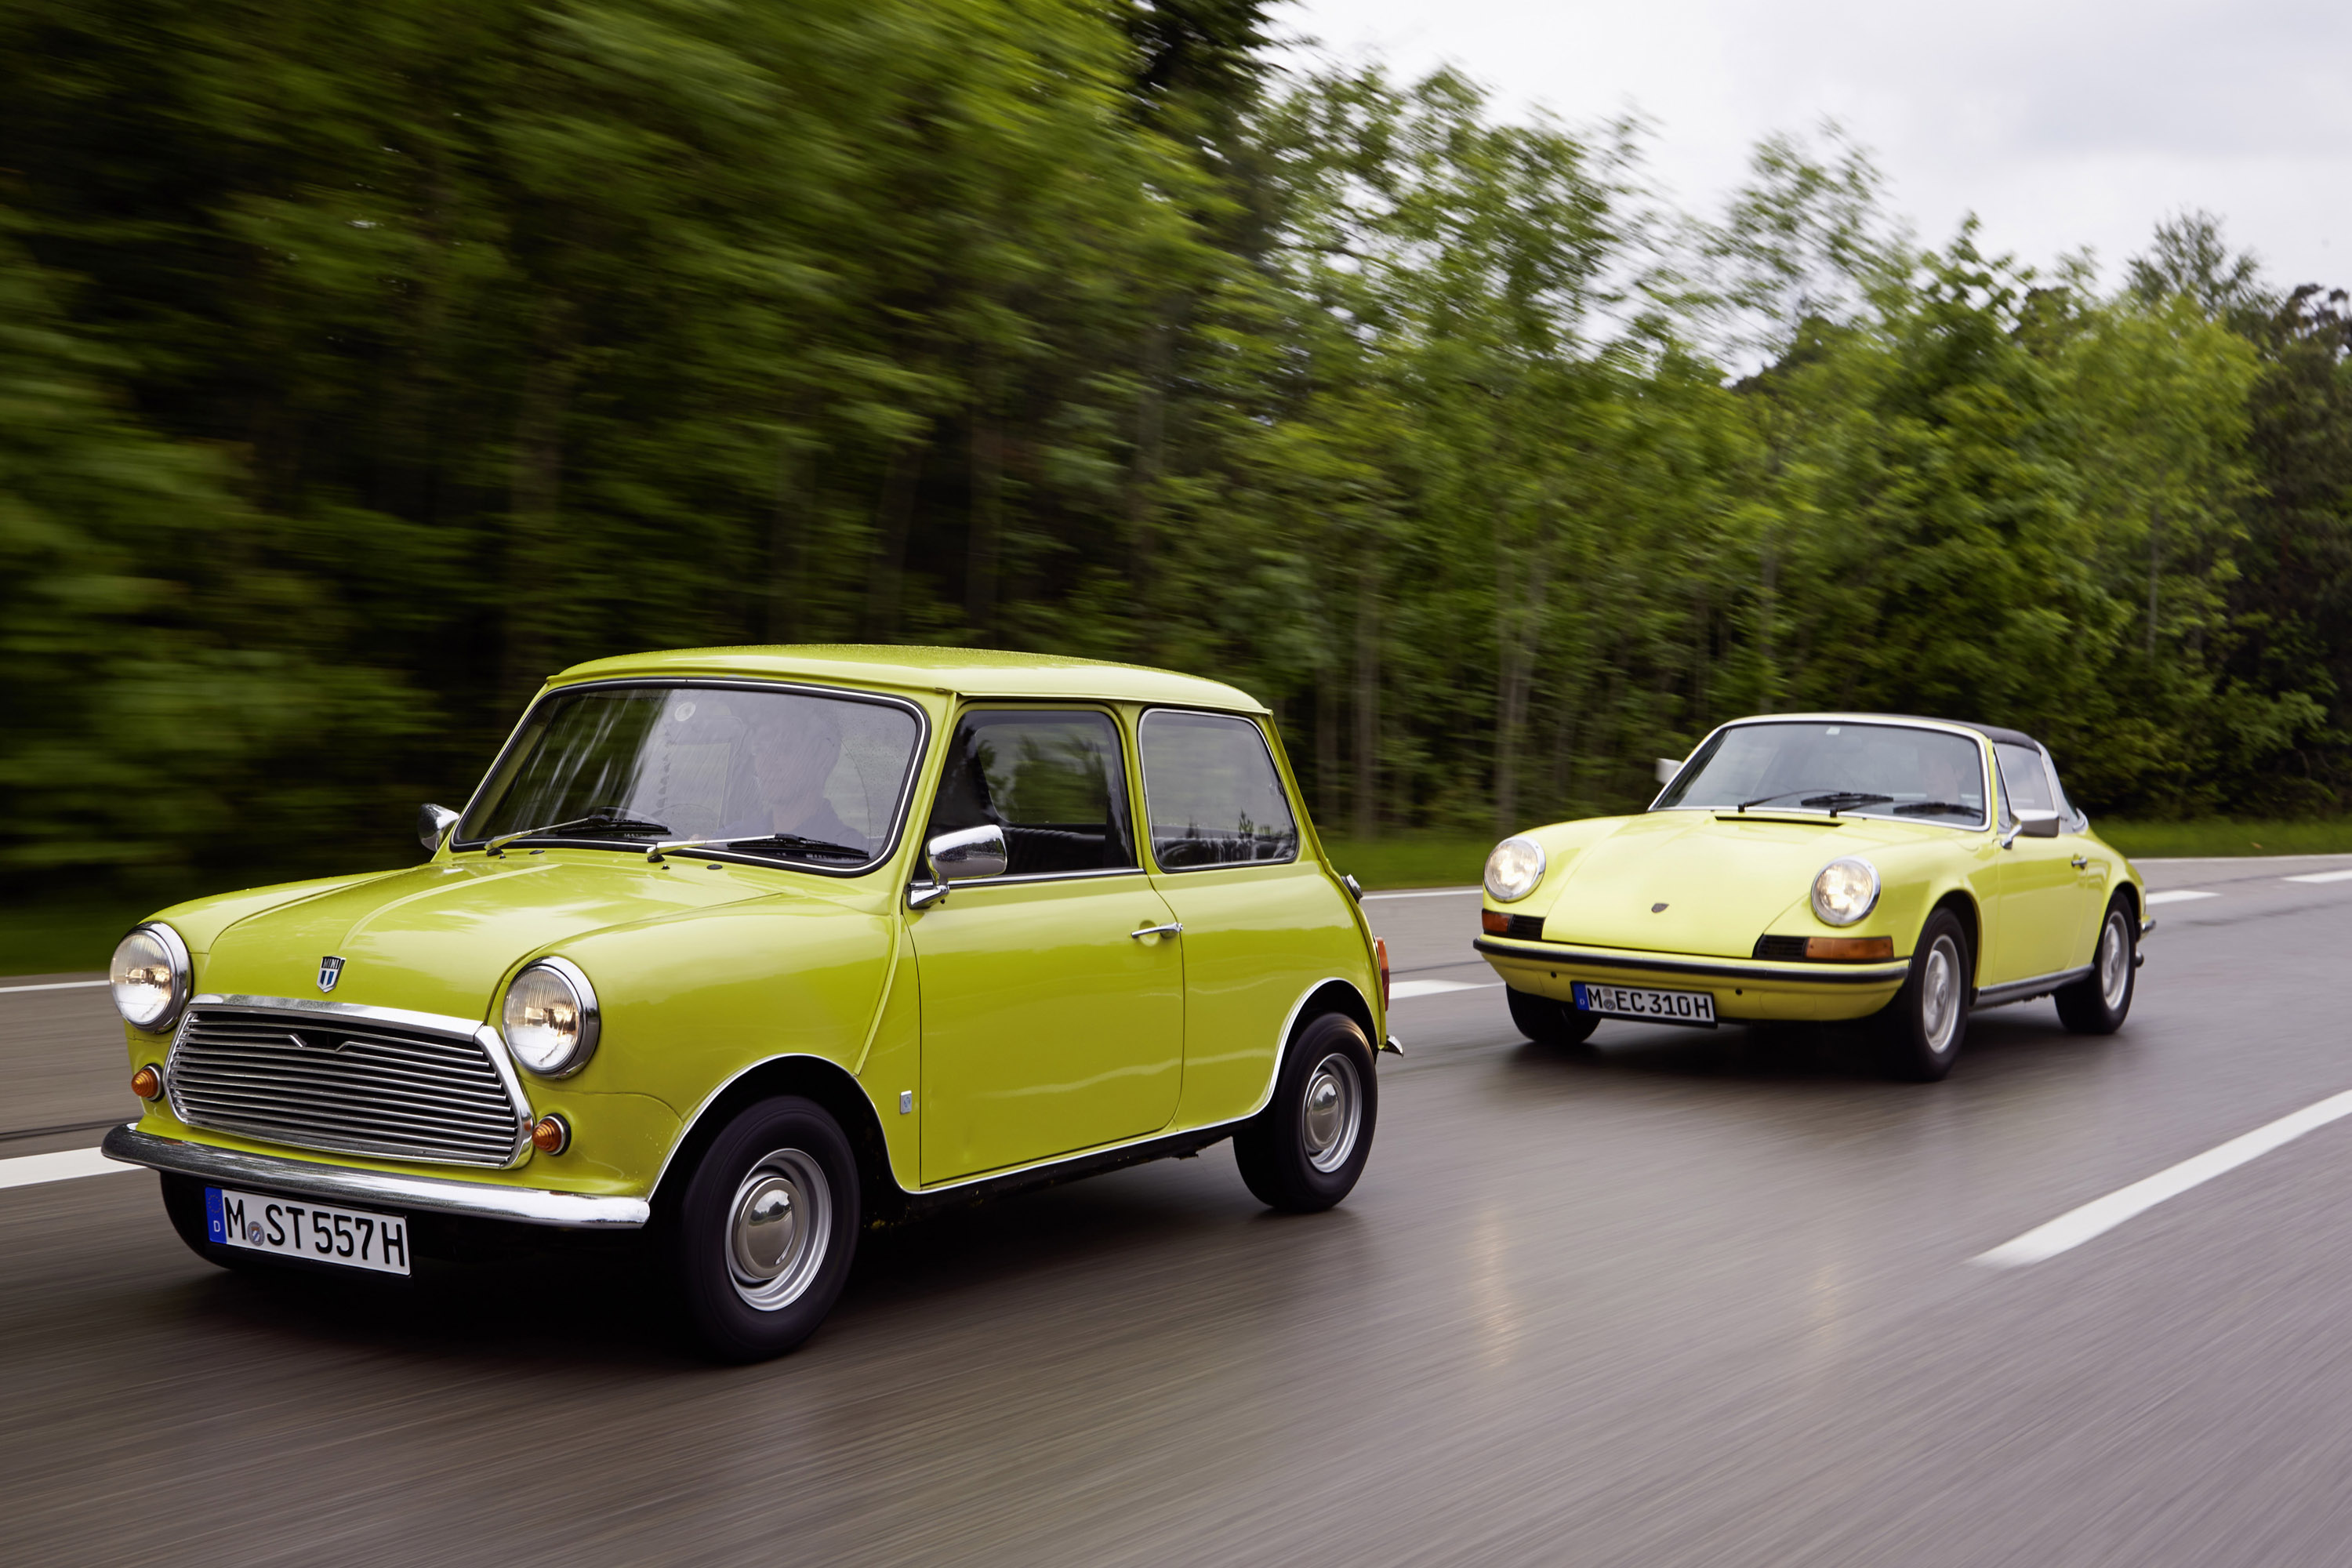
101 1123 650 1229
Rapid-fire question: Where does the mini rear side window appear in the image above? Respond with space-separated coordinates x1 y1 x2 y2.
1138 711 1299 871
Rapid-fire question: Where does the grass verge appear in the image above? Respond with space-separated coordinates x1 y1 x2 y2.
2092 818 2352 858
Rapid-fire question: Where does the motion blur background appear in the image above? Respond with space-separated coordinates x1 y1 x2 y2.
5 0 2350 948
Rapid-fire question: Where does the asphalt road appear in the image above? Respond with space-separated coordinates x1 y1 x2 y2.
9 855 2352 1566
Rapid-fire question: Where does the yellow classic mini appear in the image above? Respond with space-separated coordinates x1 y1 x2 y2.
103 647 1393 1359
1475 714 2151 1080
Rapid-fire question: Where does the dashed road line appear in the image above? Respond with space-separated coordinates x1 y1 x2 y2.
1974 1089 2352 1268
1363 887 1480 900
0 1147 134 1192
2284 869 2352 884
2145 889 2217 905
0 978 108 995
1389 979 1499 1000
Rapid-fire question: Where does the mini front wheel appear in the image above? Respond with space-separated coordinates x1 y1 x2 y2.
1233 1013 1377 1213
670 1096 860 1361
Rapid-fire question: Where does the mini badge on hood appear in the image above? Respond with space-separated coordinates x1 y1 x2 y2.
318 956 347 993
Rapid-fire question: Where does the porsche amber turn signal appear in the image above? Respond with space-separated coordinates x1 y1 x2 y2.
1481 908 1511 935
1806 936 1894 961
131 1065 162 1101
531 1114 571 1156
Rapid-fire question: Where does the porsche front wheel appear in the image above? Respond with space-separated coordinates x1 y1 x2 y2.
2055 900 2136 1035
1876 909 1970 1082
1507 987 1599 1049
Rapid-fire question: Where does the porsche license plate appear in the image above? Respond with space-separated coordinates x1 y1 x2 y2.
1573 982 1717 1028
205 1186 411 1276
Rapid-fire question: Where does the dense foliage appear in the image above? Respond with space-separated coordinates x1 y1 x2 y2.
4 0 2350 888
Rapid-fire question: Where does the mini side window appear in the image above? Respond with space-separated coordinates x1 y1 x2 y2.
1138 711 1299 871
924 710 1135 877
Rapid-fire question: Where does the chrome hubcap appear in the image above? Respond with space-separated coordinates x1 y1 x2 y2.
1301 1051 1362 1174
1921 935 1962 1057
727 1148 831 1312
2099 912 2130 1009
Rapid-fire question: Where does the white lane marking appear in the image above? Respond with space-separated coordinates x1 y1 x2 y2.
2284 869 2352 884
1389 979 1500 1000
0 1147 135 1192
2145 889 2217 905
1363 887 1480 900
0 978 108 995
1974 1089 2352 1268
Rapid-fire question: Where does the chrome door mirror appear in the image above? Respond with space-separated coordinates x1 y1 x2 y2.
909 823 1010 908
2016 811 2061 840
1655 757 1684 785
418 802 461 852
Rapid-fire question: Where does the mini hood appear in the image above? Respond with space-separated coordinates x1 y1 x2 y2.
194 854 782 1022
1534 811 1943 957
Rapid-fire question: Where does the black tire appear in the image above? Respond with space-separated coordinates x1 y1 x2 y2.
1233 1013 1378 1214
2055 899 2136 1035
668 1096 861 1362
1875 909 1972 1082
1507 986 1598 1049
158 1172 259 1271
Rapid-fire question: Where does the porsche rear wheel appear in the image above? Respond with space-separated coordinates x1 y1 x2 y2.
1876 909 1970 1082
1507 987 1598 1049
2055 901 2136 1035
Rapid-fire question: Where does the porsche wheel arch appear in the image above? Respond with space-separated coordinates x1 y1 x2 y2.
1928 889 1982 982
654 1056 906 1226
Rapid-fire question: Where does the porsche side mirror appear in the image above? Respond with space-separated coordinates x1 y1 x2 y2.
909 823 1010 908
418 802 460 852
1655 757 1683 785
2017 811 2061 839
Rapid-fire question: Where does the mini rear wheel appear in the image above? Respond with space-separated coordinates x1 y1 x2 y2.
669 1096 860 1361
2055 900 2136 1034
1507 987 1598 1049
1233 1013 1377 1213
1875 909 1970 1082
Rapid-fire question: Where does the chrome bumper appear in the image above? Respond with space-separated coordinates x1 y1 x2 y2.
1472 935 1911 986
101 1124 650 1229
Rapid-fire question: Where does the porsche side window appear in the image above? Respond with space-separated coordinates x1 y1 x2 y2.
924 710 1136 877
1138 711 1299 871
1994 743 2054 822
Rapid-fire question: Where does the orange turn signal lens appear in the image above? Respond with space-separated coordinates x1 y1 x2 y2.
1806 936 1894 961
1480 908 1511 935
1374 936 1391 1010
130 1065 162 1101
531 1114 571 1156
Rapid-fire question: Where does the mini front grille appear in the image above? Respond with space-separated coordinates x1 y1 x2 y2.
168 1005 524 1167
1754 935 1812 960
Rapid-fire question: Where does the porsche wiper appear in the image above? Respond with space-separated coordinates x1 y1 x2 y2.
1892 800 1980 818
1737 789 1891 815
719 833 870 860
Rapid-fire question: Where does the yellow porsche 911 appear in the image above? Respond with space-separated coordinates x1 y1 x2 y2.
1475 714 2151 1080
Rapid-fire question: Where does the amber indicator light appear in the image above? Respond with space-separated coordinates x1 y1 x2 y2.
1806 936 1894 961
531 1114 571 1155
1480 909 1511 935
1374 936 1391 1010
130 1065 162 1101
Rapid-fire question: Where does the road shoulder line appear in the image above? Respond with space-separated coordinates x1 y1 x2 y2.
0 1147 136 1192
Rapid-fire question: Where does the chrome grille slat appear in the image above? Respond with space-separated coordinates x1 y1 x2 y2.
169 1004 524 1167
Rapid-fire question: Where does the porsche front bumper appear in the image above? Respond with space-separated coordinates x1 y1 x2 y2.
1473 935 1910 1022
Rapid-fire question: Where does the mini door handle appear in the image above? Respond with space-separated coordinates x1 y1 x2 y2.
1130 922 1183 939
2071 855 2089 869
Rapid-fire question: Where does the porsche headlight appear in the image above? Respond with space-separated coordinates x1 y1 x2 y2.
502 958 600 1077
111 924 190 1033
1811 857 1880 927
1484 836 1548 903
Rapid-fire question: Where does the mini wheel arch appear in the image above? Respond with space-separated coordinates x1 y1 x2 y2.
654 1055 907 1227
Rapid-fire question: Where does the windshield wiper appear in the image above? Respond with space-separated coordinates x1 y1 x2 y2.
718 833 871 860
483 813 670 857
1892 800 1980 818
1737 789 1890 815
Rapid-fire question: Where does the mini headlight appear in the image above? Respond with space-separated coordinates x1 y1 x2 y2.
1812 857 1880 927
502 958 600 1077
1484 836 1548 903
110 924 190 1033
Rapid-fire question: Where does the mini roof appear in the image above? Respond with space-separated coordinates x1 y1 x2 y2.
549 644 1269 715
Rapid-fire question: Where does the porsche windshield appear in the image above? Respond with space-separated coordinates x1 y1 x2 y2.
1654 721 1987 827
458 684 922 867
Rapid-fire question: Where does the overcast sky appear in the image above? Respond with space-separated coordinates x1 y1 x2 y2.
1276 0 2349 296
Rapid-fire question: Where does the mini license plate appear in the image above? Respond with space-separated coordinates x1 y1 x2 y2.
1573 981 1717 1028
205 1186 412 1276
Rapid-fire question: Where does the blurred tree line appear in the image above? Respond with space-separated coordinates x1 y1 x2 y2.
3 0 2349 891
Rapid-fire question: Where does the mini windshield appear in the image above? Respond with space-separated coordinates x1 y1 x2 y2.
458 684 923 867
1653 721 1987 828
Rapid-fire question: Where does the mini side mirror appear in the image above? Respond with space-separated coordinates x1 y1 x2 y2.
418 802 461 852
909 823 1010 906
2016 811 2061 839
